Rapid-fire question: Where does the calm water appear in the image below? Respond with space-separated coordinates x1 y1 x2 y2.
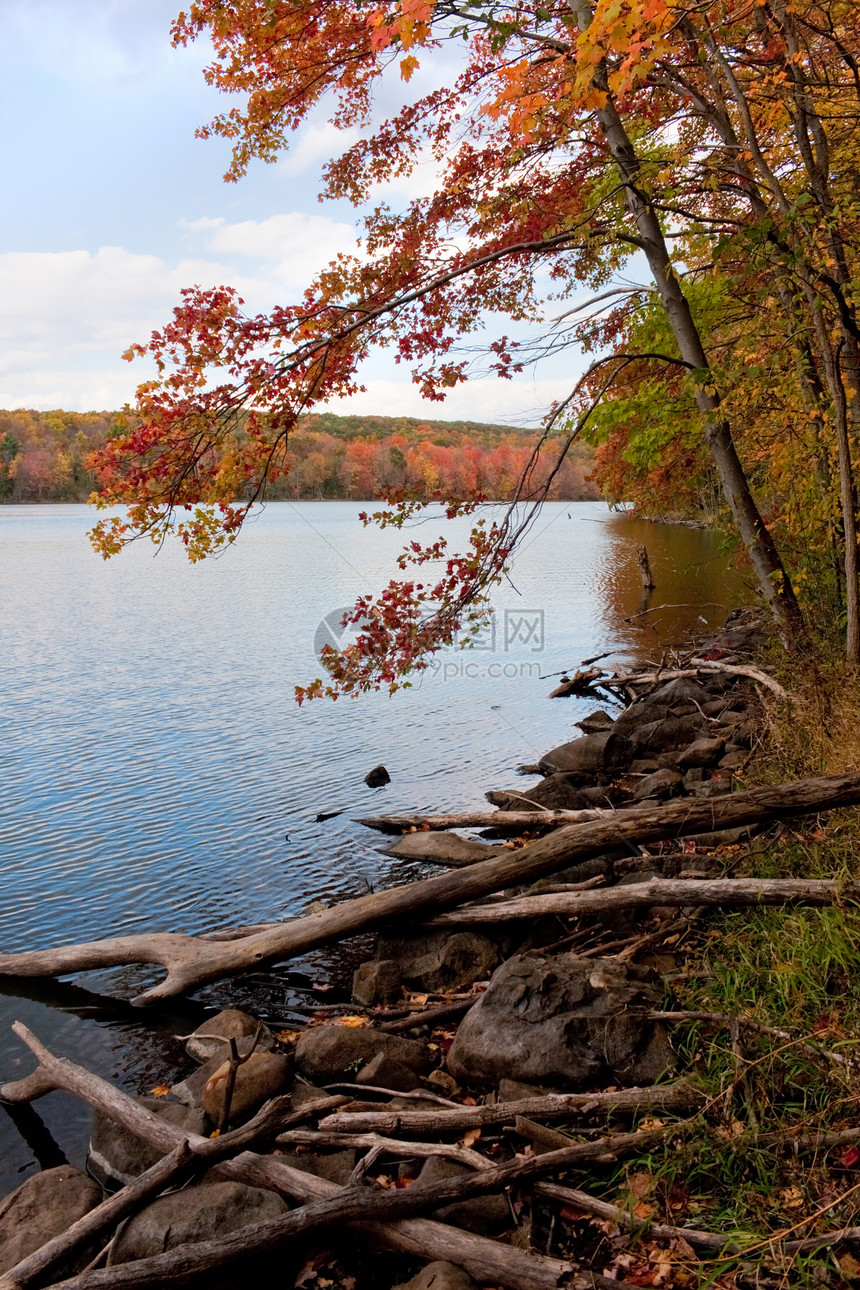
0 501 749 1189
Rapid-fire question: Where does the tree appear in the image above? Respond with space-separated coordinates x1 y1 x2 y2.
89 0 860 689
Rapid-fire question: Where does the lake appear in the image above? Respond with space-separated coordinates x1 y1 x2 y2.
0 500 749 1191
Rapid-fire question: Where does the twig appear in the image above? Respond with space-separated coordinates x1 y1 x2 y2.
533 1180 737 1253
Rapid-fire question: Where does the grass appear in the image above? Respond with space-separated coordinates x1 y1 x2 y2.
572 652 860 1283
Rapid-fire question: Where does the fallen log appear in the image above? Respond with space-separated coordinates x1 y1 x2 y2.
358 807 608 833
606 659 788 700
317 1081 705 1135
0 1025 574 1290
424 877 860 925
2 772 858 1003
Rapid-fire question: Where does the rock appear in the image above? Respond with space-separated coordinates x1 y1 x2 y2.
612 701 672 734
514 773 590 811
415 1156 509 1235
89 1098 208 1189
446 953 675 1089
290 1077 329 1108
184 1008 275 1064
538 731 629 778
353 958 403 1006
295 1026 430 1083
356 1051 423 1092
382 832 501 866
646 677 711 707
574 710 614 734
404 931 499 993
719 748 747 769
108 1181 287 1269
393 1261 478 1290
628 714 707 755
202 1049 293 1126
677 737 726 770
688 777 734 798
0 1166 102 1275
498 1078 561 1101
365 765 391 788
632 768 683 801
629 758 661 774
682 767 707 787
278 1150 357 1185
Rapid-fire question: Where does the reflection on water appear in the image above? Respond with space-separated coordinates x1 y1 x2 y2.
0 502 750 1190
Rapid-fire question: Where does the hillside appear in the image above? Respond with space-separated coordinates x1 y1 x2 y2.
0 409 598 504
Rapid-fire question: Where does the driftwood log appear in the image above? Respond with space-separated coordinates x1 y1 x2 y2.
425 876 860 925
0 1025 667 1290
317 1082 705 1135
605 659 789 700
1 773 859 1002
359 806 610 833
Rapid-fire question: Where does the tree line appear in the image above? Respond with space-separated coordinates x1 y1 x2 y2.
0 409 597 504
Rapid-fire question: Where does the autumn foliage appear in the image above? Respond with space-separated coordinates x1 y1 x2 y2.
88 0 860 689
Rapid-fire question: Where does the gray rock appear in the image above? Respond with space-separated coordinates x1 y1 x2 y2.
415 1156 509 1235
365 765 391 787
574 710 615 734
446 953 675 1089
404 931 499 993
393 1261 478 1290
356 1051 423 1092
89 1098 207 1189
719 748 747 769
632 768 683 801
515 774 590 812
295 1026 430 1083
647 678 711 707
108 1181 287 1266
498 1078 562 1101
0 1166 102 1275
677 737 726 770
688 776 734 797
201 1049 293 1125
682 767 707 787
278 1150 357 1185
612 701 672 734
628 714 707 755
353 958 403 1006
184 1008 275 1064
290 1078 329 1109
538 731 629 778
382 832 501 867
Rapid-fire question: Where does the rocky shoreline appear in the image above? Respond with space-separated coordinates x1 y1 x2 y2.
0 610 780 1288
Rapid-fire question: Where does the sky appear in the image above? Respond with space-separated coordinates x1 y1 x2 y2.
0 0 579 424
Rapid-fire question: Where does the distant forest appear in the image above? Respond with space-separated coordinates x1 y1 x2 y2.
0 408 598 504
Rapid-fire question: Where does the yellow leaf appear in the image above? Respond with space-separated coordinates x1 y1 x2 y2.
461 1128 482 1148
337 1015 370 1028
400 54 420 82
150 1084 170 1098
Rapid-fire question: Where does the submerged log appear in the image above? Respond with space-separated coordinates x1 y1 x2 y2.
426 877 860 925
1 773 858 1002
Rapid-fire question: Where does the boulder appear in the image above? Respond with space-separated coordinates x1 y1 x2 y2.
365 765 391 788
352 958 403 1006
446 953 675 1089
108 1181 287 1270
677 737 726 770
202 1049 293 1126
393 1261 478 1290
295 1026 430 1083
403 931 499 993
89 1098 207 1189
414 1156 509 1236
647 677 711 707
628 714 707 755
0 1166 102 1275
172 1035 290 1115
382 832 501 867
719 748 747 769
574 710 615 734
356 1051 423 1092
278 1150 357 1185
184 1008 275 1064
632 768 683 801
513 774 590 812
538 731 629 778
612 702 672 735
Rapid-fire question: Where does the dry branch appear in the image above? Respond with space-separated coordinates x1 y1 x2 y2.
0 1025 575 1290
317 1081 705 1135
275 1129 492 1170
425 877 860 925
606 659 789 699
358 807 609 833
1 773 858 1002
533 1180 735 1253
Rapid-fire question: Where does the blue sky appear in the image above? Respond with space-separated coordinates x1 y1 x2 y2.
0 0 578 421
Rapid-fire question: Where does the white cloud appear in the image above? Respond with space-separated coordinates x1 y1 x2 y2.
181 214 360 286
277 122 362 178
320 375 578 428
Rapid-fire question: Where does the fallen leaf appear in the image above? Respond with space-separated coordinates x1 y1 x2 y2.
336 1015 370 1028
462 1128 482 1148
276 1029 301 1044
843 1146 860 1169
149 1083 170 1098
